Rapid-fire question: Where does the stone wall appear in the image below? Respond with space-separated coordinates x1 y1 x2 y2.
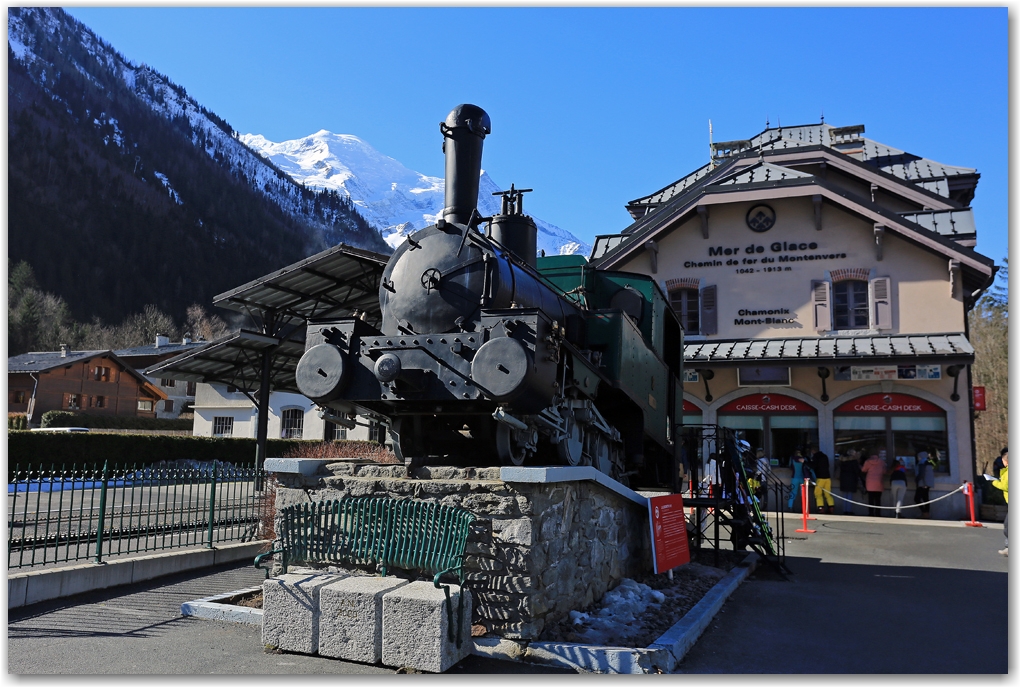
271 461 651 640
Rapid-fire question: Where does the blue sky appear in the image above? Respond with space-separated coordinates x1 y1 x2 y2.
65 7 1008 265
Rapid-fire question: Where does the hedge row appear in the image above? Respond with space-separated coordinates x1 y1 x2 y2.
41 410 193 431
9 413 28 431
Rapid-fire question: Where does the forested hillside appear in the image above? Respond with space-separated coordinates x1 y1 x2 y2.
8 7 386 328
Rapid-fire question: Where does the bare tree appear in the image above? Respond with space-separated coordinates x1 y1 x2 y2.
185 303 232 341
970 259 1008 476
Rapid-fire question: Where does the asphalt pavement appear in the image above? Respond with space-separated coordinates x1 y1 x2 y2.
678 514 1009 673
7 514 1008 674
6 560 566 674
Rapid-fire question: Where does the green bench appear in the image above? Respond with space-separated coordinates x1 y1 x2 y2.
255 496 476 645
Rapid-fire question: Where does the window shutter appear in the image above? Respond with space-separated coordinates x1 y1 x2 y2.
870 277 892 330
699 285 717 335
812 280 831 332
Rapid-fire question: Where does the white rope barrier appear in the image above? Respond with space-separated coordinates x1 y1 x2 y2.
812 484 966 510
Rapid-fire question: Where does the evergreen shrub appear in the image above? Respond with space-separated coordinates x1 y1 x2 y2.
40 410 193 431
7 433 306 478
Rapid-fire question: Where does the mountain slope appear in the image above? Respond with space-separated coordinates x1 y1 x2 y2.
7 7 386 325
240 130 591 257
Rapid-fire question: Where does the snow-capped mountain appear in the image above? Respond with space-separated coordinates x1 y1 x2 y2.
240 130 591 257
6 7 385 325
8 7 384 255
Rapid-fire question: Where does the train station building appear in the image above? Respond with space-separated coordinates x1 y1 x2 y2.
591 122 997 517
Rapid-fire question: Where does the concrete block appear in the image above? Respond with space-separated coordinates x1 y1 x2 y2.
264 458 334 476
59 560 135 599
22 568 63 607
318 576 409 663
262 573 341 654
213 541 269 565
381 581 472 673
8 575 28 608
130 548 215 583
525 642 654 674
181 586 264 626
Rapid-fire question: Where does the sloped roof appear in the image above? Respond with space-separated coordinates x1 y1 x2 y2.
717 161 814 186
8 350 108 372
114 341 206 359
685 333 974 367
8 349 168 399
213 243 388 330
143 329 306 393
628 122 977 214
595 153 995 287
749 124 977 180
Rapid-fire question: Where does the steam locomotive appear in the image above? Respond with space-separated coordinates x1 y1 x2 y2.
295 104 684 490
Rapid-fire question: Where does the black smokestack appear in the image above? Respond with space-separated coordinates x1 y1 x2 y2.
440 104 490 226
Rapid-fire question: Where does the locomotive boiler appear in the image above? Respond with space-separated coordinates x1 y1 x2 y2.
295 104 684 489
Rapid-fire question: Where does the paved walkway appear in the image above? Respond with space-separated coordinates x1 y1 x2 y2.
679 514 1009 673
8 514 1008 674
6 561 566 674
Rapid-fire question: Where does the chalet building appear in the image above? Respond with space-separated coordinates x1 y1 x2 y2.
114 334 206 419
8 346 167 425
191 383 378 443
591 122 997 518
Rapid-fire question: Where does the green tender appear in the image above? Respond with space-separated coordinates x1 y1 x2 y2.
255 497 476 646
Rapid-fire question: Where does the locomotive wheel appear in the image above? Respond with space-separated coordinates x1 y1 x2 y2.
495 423 529 466
556 414 585 466
591 435 612 474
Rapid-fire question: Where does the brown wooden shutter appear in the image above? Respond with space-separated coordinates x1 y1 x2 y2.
700 285 717 335
870 277 892 330
812 280 831 332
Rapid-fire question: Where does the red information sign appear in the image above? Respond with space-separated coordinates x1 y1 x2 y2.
682 400 701 412
835 393 942 414
973 386 987 411
648 494 690 574
718 393 815 414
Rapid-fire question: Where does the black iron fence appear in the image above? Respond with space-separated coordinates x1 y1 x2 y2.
8 461 268 570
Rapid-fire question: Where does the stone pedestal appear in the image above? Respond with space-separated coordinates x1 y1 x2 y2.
318 575 409 663
270 462 651 641
262 573 343 654
381 581 471 673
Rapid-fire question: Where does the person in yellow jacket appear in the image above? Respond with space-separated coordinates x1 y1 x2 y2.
990 452 1008 556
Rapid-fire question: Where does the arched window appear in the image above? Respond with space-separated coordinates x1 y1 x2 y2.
670 288 700 334
833 280 869 329
281 408 304 439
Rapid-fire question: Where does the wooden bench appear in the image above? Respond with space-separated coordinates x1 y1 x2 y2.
255 496 476 645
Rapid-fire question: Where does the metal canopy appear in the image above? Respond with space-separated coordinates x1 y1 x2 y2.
144 329 306 393
213 243 388 331
684 333 974 368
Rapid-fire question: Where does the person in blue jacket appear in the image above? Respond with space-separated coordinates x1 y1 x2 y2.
787 452 814 512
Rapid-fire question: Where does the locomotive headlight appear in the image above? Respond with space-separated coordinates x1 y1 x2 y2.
374 353 402 383
295 344 349 402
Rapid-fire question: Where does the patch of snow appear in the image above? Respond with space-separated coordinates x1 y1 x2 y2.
565 579 665 646
153 171 183 205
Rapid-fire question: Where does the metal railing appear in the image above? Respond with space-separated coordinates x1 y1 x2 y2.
8 461 268 570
